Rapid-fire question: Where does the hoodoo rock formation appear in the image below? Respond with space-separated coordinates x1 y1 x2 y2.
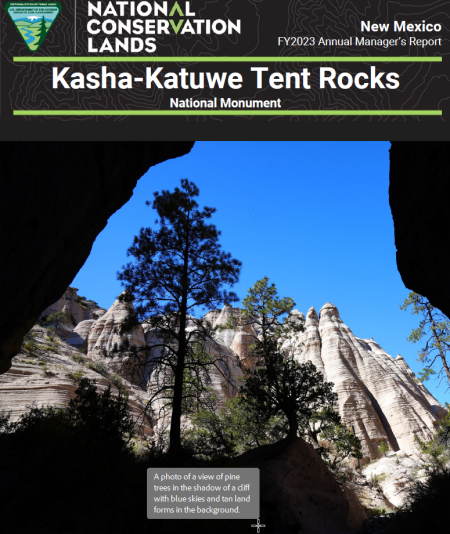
87 295 146 361
83 296 243 407
0 141 194 374
291 303 445 463
40 287 106 325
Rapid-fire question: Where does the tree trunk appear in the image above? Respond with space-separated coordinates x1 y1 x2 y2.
168 218 190 459
286 411 298 439
169 332 186 459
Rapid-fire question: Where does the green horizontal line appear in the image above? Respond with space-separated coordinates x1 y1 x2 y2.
13 110 442 116
13 56 442 63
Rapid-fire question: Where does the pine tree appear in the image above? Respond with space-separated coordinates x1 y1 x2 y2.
118 180 241 458
400 292 450 389
238 279 362 467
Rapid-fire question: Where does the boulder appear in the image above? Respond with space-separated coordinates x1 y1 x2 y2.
362 450 425 508
228 437 367 534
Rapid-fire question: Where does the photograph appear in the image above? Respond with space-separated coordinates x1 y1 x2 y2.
1 141 449 534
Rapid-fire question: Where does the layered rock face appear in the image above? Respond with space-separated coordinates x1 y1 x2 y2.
0 141 194 374
85 298 243 407
203 302 445 462
0 326 153 435
81 297 445 462
290 303 445 463
13 292 443 465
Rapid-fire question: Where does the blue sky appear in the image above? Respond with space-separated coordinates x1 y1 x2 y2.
72 141 448 406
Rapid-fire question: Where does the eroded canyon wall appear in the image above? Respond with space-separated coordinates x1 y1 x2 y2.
290 303 445 462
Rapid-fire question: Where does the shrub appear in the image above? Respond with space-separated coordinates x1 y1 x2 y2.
70 369 86 381
368 472 387 488
378 440 389 457
0 411 12 433
87 361 109 376
70 353 86 365
22 330 39 355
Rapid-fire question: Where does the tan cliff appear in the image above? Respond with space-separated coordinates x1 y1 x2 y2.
286 303 445 463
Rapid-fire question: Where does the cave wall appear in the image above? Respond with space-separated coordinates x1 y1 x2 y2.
0 142 194 373
389 142 450 318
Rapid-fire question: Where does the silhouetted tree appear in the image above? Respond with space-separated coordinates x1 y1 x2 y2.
242 277 297 342
237 279 361 466
118 180 241 458
401 292 450 389
240 341 334 438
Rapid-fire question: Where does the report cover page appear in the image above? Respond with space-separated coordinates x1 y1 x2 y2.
1 141 450 534
0 0 448 135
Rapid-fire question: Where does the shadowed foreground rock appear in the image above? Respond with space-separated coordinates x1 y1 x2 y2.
227 437 367 534
0 141 194 374
150 437 367 534
389 142 450 317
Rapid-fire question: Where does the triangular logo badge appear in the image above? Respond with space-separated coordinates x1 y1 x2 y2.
6 2 62 52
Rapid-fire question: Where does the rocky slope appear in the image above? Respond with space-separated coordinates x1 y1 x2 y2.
0 325 153 435
2 290 446 528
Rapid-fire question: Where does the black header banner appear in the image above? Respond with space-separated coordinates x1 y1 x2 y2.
0 0 448 128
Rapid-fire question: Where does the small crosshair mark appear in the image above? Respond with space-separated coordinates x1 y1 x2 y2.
251 518 266 533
